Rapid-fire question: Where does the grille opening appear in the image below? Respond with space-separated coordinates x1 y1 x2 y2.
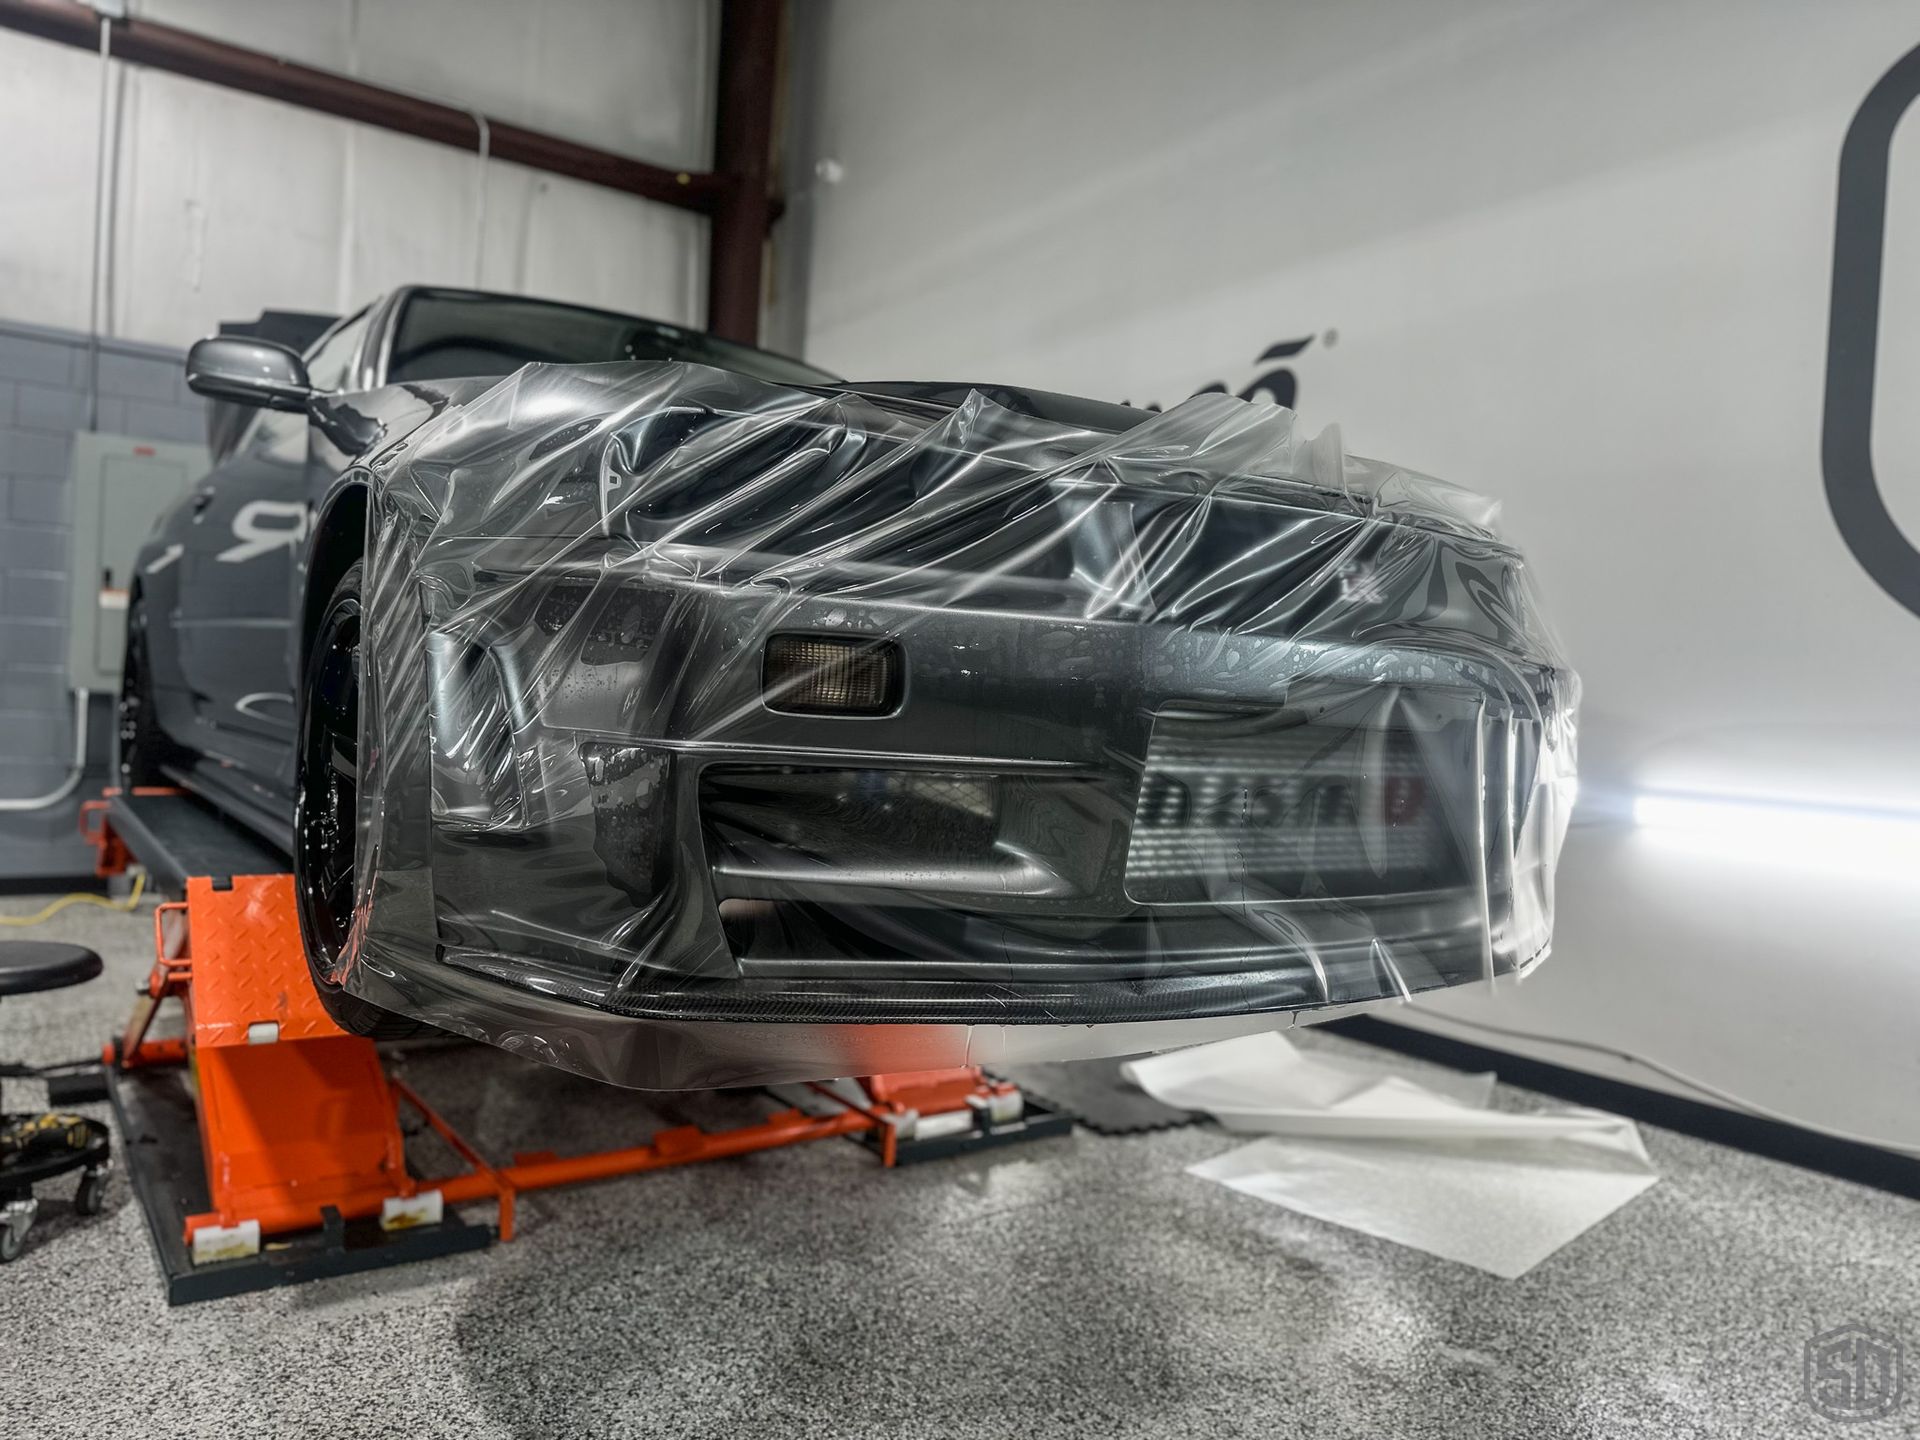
1124 694 1493 905
704 767 1000 873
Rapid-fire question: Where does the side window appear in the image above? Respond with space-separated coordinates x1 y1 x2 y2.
237 410 303 464
237 308 371 463
304 308 372 394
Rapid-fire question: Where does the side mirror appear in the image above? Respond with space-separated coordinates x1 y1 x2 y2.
185 336 313 412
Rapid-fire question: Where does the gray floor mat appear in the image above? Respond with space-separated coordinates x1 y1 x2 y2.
991 1056 1203 1135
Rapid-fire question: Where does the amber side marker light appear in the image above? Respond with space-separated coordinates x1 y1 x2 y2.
763 634 902 715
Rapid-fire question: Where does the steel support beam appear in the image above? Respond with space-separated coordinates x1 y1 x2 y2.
0 0 731 217
706 0 784 343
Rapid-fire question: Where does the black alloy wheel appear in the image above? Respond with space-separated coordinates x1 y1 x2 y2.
294 562 419 1039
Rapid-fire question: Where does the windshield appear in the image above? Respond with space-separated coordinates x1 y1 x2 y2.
385 289 841 387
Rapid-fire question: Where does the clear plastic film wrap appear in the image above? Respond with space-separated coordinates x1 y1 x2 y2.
337 363 1577 1088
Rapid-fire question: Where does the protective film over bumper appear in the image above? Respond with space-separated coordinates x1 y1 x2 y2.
342 362 1577 1087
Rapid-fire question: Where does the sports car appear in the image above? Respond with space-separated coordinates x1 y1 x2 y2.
123 284 1577 1088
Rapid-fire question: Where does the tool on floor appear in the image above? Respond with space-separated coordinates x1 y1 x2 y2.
0 940 113 1263
81 788 1071 1305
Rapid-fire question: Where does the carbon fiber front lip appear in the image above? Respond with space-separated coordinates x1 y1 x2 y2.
440 911 1499 1027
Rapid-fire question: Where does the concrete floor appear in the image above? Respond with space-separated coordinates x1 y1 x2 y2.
0 891 1915 1440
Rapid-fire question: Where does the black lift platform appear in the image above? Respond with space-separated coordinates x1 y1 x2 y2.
92 788 284 894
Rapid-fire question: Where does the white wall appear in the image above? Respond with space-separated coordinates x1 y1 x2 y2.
793 0 1920 1146
0 0 715 347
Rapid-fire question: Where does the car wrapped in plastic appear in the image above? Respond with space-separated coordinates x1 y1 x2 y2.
321 361 1577 1087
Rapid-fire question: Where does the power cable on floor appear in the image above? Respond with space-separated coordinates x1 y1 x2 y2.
0 1058 101 1077
1406 1006 1920 1160
0 870 146 928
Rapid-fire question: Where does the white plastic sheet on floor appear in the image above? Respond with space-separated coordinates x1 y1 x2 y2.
1123 1031 1658 1278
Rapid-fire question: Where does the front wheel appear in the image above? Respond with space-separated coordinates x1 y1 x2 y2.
294 561 420 1040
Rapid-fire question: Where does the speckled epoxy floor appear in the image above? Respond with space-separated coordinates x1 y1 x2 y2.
0 892 1915 1440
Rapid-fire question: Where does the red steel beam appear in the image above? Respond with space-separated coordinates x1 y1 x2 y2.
706 0 784 343
0 0 730 216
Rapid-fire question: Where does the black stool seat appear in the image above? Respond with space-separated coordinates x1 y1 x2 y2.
0 942 103 997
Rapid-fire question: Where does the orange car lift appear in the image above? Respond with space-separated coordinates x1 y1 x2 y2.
82 789 1070 1305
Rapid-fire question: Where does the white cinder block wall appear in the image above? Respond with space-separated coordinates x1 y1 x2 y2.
783 0 1920 1147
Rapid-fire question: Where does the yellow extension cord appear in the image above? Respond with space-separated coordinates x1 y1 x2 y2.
0 870 146 927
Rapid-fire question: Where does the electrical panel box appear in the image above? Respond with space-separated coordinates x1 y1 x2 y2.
66 432 207 693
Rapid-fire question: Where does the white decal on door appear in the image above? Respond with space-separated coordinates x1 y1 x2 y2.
218 501 311 563
234 692 294 722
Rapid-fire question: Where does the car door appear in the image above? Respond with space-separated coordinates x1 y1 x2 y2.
170 309 372 791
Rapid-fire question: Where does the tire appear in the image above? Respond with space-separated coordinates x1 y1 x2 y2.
0 1211 26 1264
117 595 173 790
73 1168 107 1217
294 562 421 1041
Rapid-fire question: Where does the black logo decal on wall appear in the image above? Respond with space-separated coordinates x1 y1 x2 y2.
1824 43 1920 619
1130 335 1316 413
1195 336 1313 409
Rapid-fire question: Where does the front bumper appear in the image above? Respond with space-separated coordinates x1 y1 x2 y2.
408 560 1572 1033
343 366 1576 1089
